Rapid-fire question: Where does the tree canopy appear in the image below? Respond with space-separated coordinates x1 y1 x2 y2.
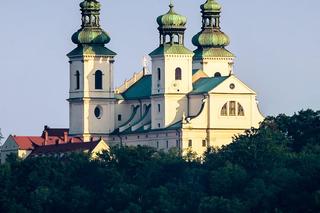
0 110 320 213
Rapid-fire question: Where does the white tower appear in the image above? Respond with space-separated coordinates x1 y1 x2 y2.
149 3 194 129
67 0 116 141
192 0 234 77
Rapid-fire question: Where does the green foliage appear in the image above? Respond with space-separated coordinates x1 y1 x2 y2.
0 110 319 212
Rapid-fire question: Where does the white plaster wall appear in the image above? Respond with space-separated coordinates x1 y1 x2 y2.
185 95 209 128
86 99 115 134
209 94 254 129
164 55 193 94
193 57 234 77
181 129 208 156
151 56 165 95
115 101 140 128
164 94 188 127
69 102 84 135
0 136 19 164
151 96 165 129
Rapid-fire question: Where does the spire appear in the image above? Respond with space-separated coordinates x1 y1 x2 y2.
68 0 116 57
192 0 234 59
71 0 110 46
149 3 193 56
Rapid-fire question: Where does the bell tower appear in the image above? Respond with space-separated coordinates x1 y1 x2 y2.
149 3 194 129
67 0 117 141
192 0 234 77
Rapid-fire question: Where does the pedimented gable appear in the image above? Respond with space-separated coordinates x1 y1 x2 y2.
209 75 256 94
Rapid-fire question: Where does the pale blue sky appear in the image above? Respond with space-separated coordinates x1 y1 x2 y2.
0 0 319 138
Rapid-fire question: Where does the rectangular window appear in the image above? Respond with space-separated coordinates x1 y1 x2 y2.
229 101 236 116
157 68 161 81
117 114 122 121
176 140 179 147
158 123 161 128
202 140 207 147
188 140 192 147
158 104 161 112
166 141 169 149
156 141 159 149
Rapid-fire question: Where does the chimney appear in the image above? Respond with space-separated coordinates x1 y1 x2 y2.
44 131 48 146
64 131 68 143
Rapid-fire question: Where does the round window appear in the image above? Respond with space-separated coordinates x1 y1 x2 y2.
230 83 235 90
94 106 102 119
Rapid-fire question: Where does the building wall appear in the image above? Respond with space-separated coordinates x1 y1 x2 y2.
0 136 32 163
193 57 234 77
69 55 116 138
107 130 181 151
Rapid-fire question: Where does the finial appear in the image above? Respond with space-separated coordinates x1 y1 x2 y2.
169 0 174 8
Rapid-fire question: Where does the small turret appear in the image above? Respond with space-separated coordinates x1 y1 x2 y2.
192 0 234 77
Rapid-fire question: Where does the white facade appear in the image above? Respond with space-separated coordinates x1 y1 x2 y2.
68 55 116 141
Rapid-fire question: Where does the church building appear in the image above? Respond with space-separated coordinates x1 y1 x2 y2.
67 0 264 155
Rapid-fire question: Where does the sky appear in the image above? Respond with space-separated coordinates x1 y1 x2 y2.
0 0 319 139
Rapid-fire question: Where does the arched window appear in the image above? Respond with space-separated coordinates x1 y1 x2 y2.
229 101 236 116
175 67 182 80
214 72 221 77
238 103 245 116
221 103 228 116
75 71 80 90
173 34 179 44
157 68 161 81
95 70 103 89
165 35 170 44
220 101 245 117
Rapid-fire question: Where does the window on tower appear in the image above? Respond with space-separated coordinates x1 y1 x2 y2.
175 68 182 80
95 70 103 90
157 68 161 81
75 71 80 90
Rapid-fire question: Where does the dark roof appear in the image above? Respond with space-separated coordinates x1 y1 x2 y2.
111 120 182 135
149 44 193 56
121 75 152 100
30 141 100 156
193 47 234 60
67 45 116 58
191 76 228 94
42 126 69 137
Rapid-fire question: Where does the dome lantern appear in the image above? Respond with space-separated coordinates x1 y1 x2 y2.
156 3 187 46
192 0 234 59
71 0 111 45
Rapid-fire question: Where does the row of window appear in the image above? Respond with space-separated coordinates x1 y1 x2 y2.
221 101 245 116
75 70 103 90
157 67 182 81
188 140 208 148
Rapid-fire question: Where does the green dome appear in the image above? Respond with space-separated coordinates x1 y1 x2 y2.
157 4 187 28
201 0 221 12
72 28 110 45
80 0 100 10
192 29 230 47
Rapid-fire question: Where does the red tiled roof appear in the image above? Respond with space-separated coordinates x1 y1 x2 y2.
13 136 44 150
13 136 83 150
29 141 100 156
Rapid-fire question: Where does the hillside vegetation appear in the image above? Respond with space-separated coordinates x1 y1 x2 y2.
0 110 320 213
